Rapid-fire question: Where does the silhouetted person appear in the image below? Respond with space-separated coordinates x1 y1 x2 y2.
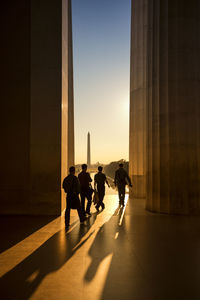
94 166 110 211
78 164 93 216
62 166 86 227
114 163 132 206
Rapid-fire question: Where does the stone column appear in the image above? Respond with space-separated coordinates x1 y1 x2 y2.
61 0 75 211
129 0 148 198
130 0 200 214
65 0 75 169
145 0 200 214
0 0 74 215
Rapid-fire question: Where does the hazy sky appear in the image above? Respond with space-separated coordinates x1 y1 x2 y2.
72 0 131 164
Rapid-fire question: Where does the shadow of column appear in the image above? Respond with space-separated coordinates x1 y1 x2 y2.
0 213 98 300
0 216 56 253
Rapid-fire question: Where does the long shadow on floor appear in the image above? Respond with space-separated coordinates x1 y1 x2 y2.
84 205 125 281
86 201 200 300
0 213 98 300
0 216 56 253
84 203 159 299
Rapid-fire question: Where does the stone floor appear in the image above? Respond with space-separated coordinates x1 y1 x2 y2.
1 191 200 300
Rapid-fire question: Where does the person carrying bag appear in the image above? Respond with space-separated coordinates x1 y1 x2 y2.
93 188 99 205
62 166 87 227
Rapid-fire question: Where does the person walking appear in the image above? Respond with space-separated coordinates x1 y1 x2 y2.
62 166 86 227
114 163 132 206
78 164 93 216
94 166 110 212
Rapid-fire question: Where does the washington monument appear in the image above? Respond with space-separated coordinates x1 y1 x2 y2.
87 132 91 167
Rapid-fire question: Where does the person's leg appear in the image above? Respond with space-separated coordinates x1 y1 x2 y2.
97 189 104 209
101 194 105 209
86 194 92 214
77 203 86 222
80 192 86 215
100 188 105 209
121 185 126 206
65 207 70 226
118 186 122 204
96 189 101 209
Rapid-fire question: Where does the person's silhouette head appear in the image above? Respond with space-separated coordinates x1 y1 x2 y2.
119 163 123 168
82 164 87 172
69 166 75 175
98 166 103 172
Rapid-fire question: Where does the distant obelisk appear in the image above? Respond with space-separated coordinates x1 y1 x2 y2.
87 132 91 167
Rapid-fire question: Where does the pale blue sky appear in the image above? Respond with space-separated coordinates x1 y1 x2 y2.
72 0 131 164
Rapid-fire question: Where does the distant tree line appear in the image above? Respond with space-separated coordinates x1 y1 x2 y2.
104 160 129 179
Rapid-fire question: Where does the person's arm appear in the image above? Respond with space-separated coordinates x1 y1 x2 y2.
62 178 65 190
94 175 97 189
105 175 110 187
62 178 67 193
125 172 132 187
88 173 92 182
